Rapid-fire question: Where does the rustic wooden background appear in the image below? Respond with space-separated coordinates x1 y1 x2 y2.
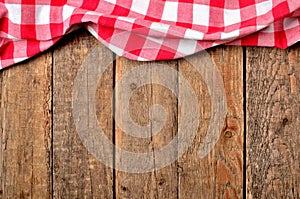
0 29 299 199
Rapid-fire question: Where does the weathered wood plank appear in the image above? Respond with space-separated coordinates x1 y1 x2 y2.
115 58 178 198
178 47 244 198
52 30 114 198
246 46 300 198
2 28 300 198
0 72 2 199
0 53 52 198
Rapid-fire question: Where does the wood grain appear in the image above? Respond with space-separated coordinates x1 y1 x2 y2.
52 30 114 198
1 30 300 198
115 58 178 198
178 47 244 198
0 53 52 198
246 47 300 198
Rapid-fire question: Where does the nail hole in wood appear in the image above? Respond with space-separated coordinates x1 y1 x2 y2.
130 83 137 90
282 118 289 125
158 179 165 186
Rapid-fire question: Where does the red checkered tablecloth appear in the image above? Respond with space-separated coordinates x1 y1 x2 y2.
0 0 300 69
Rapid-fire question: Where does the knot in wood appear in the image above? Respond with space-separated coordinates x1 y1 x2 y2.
224 130 233 138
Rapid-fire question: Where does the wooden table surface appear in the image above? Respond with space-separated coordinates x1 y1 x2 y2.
0 29 299 199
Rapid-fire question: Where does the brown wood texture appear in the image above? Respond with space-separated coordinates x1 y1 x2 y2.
0 53 52 198
0 31 299 199
178 47 244 198
52 31 114 198
115 58 178 198
246 47 300 198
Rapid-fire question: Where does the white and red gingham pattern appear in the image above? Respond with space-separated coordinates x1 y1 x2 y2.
0 0 300 69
